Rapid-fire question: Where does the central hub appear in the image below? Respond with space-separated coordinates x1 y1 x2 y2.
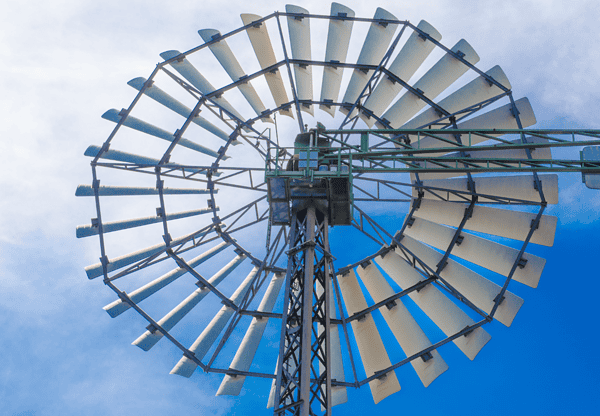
266 130 353 226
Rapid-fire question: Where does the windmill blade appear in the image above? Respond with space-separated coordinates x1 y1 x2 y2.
132 254 246 351
240 13 293 118
453 96 536 129
159 50 247 125
410 97 537 151
103 241 231 318
170 266 260 377
401 235 524 327
198 29 273 123
319 3 355 117
75 184 213 196
339 7 398 117
418 174 559 204
84 145 214 177
338 269 401 404
84 144 162 165
356 262 448 387
404 217 545 288
401 65 511 130
217 272 285 395
127 77 233 143
379 39 480 128
327 323 348 406
76 207 215 238
413 199 557 246
102 109 227 158
316 280 347 408
285 5 314 116
84 228 214 279
267 356 283 409
375 251 491 360
360 20 441 127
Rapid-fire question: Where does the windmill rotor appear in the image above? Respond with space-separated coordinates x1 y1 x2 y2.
77 3 600 415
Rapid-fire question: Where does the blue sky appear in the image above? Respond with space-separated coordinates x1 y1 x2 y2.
1 1 599 415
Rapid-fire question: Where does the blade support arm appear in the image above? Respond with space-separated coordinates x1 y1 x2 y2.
168 251 239 311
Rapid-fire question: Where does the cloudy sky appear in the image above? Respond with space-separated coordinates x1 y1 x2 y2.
1 0 599 415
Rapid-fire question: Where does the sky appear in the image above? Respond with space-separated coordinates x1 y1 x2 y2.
1 0 599 415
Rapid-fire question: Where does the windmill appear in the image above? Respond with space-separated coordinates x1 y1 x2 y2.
77 3 600 415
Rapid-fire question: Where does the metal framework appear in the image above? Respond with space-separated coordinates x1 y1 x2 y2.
274 206 332 415
79 7 600 416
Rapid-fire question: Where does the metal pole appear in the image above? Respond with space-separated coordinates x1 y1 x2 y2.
322 214 332 415
300 205 316 416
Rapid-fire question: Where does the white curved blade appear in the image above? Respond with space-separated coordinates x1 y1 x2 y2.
84 144 160 165
198 29 272 123
102 109 225 158
361 20 441 126
267 357 283 409
84 145 214 177
84 228 213 279
329 323 348 406
401 65 511 129
171 267 259 377
339 269 401 404
316 280 347 408
418 174 559 204
413 199 557 246
159 51 247 124
75 184 213 197
339 7 398 117
458 96 536 128
76 207 215 238
404 217 545 288
132 254 246 351
401 235 524 327
240 13 293 118
319 3 355 117
410 97 537 152
356 263 448 387
375 251 491 360
127 77 232 143
328 326 347 406
380 39 480 128
286 5 314 116
217 272 285 395
103 241 231 317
